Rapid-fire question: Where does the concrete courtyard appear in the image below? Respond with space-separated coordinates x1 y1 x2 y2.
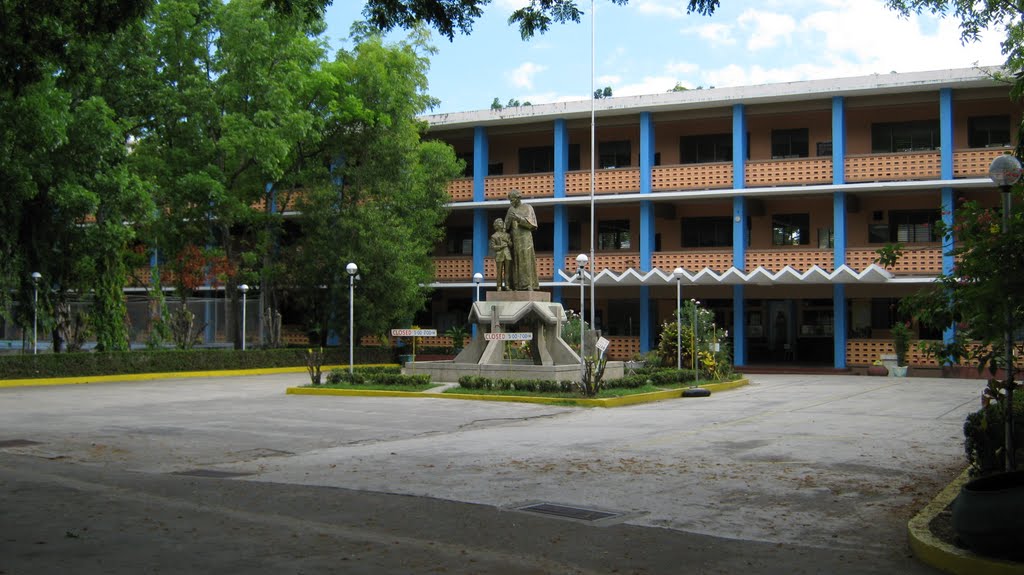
0 372 983 573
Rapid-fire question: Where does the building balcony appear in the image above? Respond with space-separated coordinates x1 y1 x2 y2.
444 148 1009 202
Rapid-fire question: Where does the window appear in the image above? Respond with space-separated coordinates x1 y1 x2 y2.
968 115 1011 148
681 217 733 247
446 227 473 255
488 162 503 176
598 140 631 168
871 120 940 152
519 146 554 174
680 134 732 164
771 213 810 246
890 210 940 243
598 220 631 250
771 128 809 158
817 227 834 249
534 221 581 252
457 153 473 177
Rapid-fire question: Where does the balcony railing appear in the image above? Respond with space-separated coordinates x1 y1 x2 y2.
745 249 834 272
652 163 733 191
446 148 1006 201
845 151 940 182
846 339 938 368
845 247 942 275
651 251 734 272
746 157 833 187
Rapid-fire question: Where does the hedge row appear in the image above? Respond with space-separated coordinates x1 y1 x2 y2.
326 368 429 386
457 376 575 393
0 347 393 379
964 392 1024 476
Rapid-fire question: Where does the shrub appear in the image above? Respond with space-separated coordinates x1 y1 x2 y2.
325 367 423 386
964 389 1024 476
0 347 393 379
456 376 573 393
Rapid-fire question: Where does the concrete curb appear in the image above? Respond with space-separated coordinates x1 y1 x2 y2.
0 365 360 388
907 467 1024 575
285 378 749 407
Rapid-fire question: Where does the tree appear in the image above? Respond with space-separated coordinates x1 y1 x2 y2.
490 97 503 110
594 86 612 99
285 30 462 346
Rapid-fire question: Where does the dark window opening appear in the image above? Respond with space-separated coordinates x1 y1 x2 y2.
681 217 733 248
598 220 631 250
519 146 554 174
680 133 732 164
599 140 631 168
534 221 581 252
771 128 809 158
457 153 473 177
968 115 1011 148
771 213 810 246
446 227 474 255
889 210 940 243
488 162 503 176
871 120 940 152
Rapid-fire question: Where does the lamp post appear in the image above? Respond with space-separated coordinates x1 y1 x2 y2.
692 299 701 383
674 268 683 370
473 272 483 302
989 154 1022 471
577 254 589 380
31 272 41 355
238 284 249 351
347 262 358 375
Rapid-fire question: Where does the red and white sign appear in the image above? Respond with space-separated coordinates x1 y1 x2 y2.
390 329 437 337
484 332 533 341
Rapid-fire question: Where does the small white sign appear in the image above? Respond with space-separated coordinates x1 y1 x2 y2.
484 332 533 341
595 337 610 352
390 329 438 337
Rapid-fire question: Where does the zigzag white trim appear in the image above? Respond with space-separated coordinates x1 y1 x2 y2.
555 264 895 286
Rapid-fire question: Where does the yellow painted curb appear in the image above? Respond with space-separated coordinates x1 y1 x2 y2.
907 468 1024 575
0 364 374 388
285 378 749 408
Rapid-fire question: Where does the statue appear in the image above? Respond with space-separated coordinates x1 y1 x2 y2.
490 218 511 291
504 189 539 291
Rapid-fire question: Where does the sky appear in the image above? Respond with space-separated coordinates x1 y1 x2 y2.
323 0 1007 115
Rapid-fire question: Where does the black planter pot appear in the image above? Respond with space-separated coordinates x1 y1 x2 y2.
951 470 1024 558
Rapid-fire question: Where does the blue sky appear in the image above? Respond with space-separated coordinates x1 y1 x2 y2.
324 0 1006 115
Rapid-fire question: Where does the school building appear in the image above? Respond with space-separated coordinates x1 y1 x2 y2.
417 67 1019 371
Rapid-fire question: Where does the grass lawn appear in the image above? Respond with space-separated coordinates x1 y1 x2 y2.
302 382 439 392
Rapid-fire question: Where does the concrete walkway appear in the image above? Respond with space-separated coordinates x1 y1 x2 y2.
0 372 982 574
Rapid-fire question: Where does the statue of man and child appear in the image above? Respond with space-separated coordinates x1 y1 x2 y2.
490 189 539 291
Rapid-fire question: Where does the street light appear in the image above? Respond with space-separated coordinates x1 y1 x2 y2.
691 299 701 383
347 262 358 374
473 272 483 302
674 268 684 370
31 272 41 355
576 253 589 380
989 154 1022 471
238 284 249 351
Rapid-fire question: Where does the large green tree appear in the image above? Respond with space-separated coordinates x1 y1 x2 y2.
285 28 462 345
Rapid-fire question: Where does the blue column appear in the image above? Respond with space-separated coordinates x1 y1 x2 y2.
732 104 748 366
940 88 956 347
832 96 848 368
639 113 656 352
472 127 489 286
553 119 570 304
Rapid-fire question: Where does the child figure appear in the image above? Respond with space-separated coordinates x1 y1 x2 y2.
490 218 512 291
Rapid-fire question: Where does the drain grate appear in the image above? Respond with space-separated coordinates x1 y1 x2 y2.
516 503 621 522
0 439 43 448
172 469 252 478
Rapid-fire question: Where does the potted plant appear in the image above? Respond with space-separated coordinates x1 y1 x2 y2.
890 321 912 377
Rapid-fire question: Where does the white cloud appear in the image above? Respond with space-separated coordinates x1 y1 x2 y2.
509 62 547 89
633 0 686 19
737 9 796 51
684 22 736 46
613 76 680 97
665 60 699 75
597 74 622 86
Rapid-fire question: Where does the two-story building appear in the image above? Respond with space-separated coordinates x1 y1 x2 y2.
419 67 1019 371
